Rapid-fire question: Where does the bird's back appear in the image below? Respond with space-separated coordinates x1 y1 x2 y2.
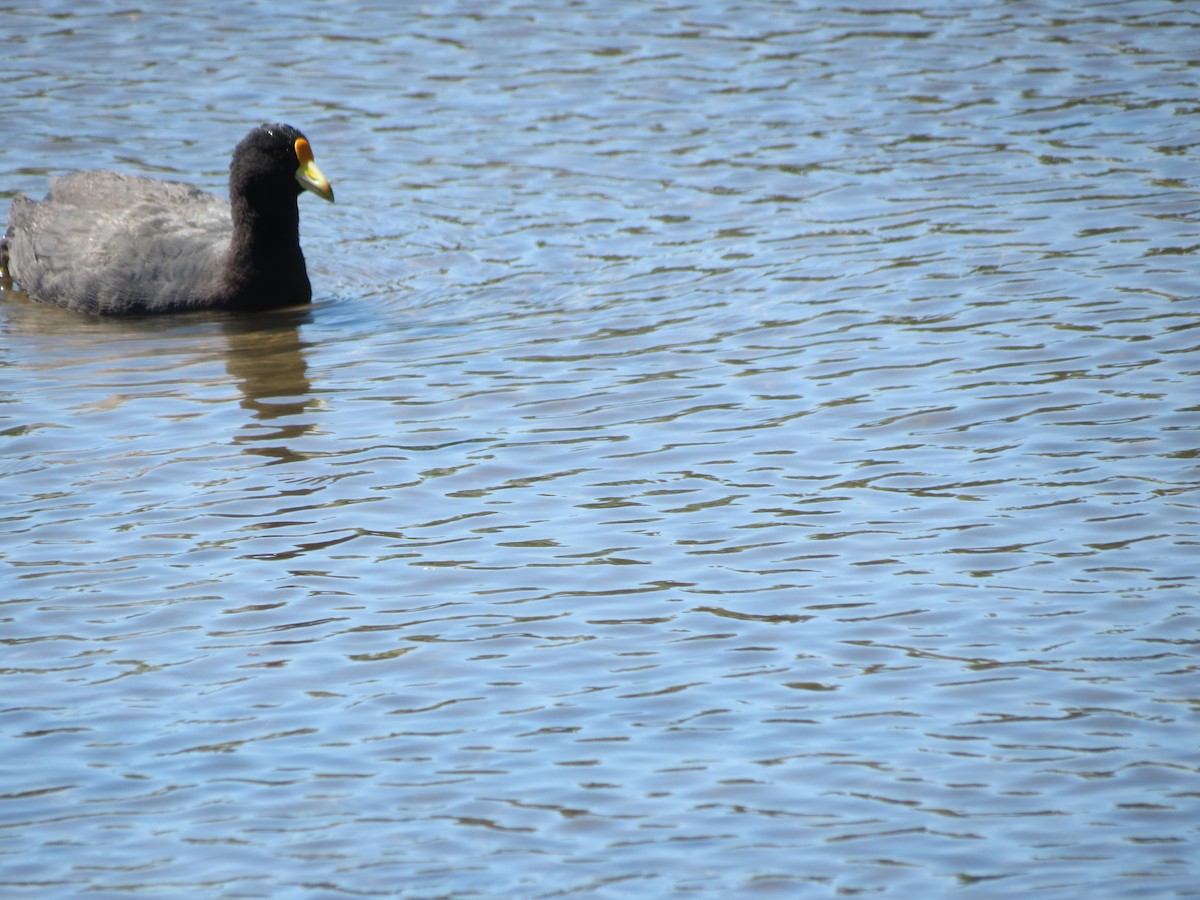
6 171 232 315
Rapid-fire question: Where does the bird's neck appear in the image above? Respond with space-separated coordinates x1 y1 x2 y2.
219 194 312 308
229 194 302 259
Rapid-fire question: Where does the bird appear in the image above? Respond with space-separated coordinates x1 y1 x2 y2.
1 123 334 316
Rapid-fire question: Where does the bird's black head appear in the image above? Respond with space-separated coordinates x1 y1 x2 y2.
229 123 334 204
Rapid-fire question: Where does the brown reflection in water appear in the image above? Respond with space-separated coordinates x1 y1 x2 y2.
1 287 318 468
221 309 317 464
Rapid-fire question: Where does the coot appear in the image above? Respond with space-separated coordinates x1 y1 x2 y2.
1 123 334 315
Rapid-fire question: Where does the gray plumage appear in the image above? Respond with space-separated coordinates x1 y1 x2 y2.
6 172 230 315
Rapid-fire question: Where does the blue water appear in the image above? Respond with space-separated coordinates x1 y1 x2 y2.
2 1 1198 897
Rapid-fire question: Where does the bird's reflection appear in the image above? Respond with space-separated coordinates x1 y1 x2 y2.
221 307 318 464
1 286 321 465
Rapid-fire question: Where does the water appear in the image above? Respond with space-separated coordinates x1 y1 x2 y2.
2 1 1198 897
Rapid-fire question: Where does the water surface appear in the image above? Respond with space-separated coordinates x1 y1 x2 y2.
2 1 1198 897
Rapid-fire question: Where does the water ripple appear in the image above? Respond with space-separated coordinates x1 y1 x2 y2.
3 0 1199 897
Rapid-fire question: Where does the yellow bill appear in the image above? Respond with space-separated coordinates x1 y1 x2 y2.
294 137 334 202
